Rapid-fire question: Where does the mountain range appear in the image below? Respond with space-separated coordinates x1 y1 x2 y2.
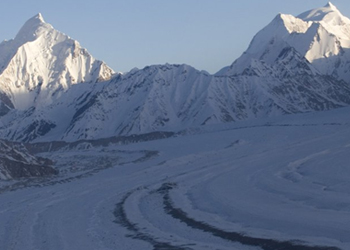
0 3 350 143
1 2 350 178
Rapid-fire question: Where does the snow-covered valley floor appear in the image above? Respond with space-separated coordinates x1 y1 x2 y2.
1 107 350 250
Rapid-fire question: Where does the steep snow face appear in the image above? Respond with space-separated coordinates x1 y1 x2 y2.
0 56 350 142
219 2 350 83
0 14 114 110
2 6 350 142
298 2 348 25
1 59 348 142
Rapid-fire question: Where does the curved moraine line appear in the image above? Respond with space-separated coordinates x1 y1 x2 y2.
159 183 340 250
113 190 193 250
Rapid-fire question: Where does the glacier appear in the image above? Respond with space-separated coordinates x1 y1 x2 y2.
0 2 350 250
0 106 349 249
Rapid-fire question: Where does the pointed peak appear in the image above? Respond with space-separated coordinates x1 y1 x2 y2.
24 13 46 25
272 13 298 22
297 2 343 22
274 13 284 20
14 13 52 43
325 2 337 10
271 13 289 24
34 13 45 23
268 13 308 34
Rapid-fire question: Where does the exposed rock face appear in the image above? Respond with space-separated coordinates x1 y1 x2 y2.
0 140 57 180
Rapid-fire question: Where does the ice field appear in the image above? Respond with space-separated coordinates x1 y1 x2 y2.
0 107 349 250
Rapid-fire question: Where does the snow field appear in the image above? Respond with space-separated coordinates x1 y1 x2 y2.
0 107 349 249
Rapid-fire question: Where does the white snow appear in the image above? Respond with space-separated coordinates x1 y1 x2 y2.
0 4 350 249
0 13 114 110
0 106 349 249
1 5 350 142
220 2 350 83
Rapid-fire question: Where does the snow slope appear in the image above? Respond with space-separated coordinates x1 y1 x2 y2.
0 106 349 249
0 13 114 111
1 4 350 142
55 60 350 141
1 59 350 142
0 4 349 249
218 2 350 83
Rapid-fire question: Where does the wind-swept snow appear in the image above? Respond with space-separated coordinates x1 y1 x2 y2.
0 107 349 249
0 13 114 110
0 3 349 250
219 2 350 83
1 4 350 142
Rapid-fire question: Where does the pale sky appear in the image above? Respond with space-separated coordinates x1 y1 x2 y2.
0 1 349 73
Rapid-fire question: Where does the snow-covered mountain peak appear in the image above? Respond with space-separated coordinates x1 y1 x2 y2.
0 13 114 111
325 2 337 9
35 13 45 21
297 2 349 25
275 14 310 34
298 2 337 21
14 13 53 44
1 6 350 143
220 3 350 83
30 13 45 23
306 4 350 42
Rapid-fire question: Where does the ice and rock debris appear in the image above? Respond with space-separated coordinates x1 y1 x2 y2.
0 139 56 180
